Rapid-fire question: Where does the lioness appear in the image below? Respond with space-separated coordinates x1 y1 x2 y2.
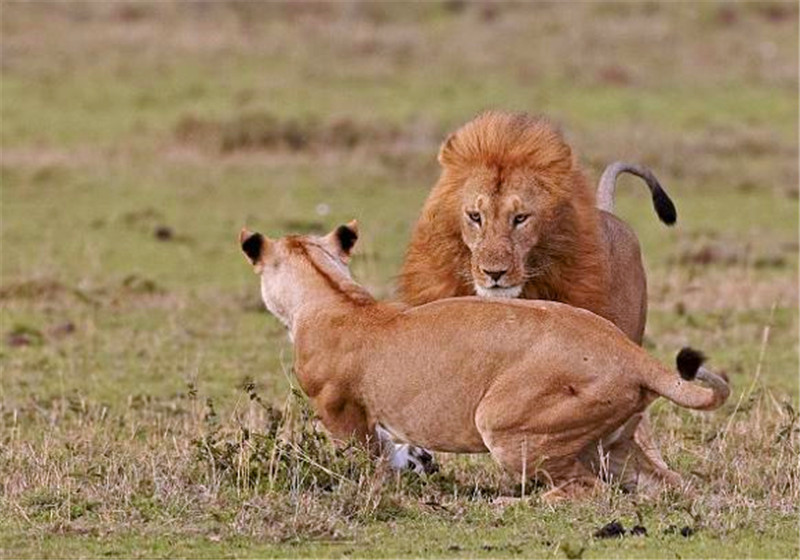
398 111 679 488
239 222 729 501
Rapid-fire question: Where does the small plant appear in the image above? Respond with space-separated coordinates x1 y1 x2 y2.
192 384 375 496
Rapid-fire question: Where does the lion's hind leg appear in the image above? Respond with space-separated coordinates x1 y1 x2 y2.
539 461 601 503
584 412 681 492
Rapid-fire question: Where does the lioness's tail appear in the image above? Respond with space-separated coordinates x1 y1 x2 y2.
642 348 730 411
597 161 677 225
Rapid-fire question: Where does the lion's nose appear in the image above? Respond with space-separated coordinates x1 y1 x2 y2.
482 268 508 282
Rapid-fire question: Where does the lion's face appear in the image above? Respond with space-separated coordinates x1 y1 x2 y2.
458 166 559 298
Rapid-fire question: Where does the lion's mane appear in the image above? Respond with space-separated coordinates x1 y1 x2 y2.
399 111 610 320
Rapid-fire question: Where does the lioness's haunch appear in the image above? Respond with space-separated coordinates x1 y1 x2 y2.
239 223 729 500
399 111 680 489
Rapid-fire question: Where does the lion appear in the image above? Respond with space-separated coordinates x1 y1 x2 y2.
238 222 729 501
398 111 679 489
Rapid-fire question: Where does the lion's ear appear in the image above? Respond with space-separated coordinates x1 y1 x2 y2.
325 220 359 262
437 133 457 167
239 228 269 273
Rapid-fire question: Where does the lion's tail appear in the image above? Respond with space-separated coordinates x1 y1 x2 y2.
640 348 730 411
596 161 677 225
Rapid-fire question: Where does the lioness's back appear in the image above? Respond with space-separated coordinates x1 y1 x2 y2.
389 296 633 357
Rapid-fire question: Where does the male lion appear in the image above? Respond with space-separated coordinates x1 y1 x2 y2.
398 111 679 489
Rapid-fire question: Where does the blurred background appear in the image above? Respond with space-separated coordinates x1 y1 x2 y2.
3 0 797 410
1 2 798 556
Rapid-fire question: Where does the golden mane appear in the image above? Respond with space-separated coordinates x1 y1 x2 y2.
399 111 610 319
438 112 573 182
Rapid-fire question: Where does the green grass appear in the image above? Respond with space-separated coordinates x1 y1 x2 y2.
2 511 797 559
1 2 798 558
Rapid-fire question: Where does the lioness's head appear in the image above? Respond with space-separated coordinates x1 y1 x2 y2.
239 221 362 329
437 111 579 298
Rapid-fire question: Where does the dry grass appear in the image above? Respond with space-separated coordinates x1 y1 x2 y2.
1 1 797 557
1 371 797 547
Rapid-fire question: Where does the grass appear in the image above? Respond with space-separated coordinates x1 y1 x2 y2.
1 2 798 558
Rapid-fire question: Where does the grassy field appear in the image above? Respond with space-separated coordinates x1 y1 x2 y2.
1 2 798 558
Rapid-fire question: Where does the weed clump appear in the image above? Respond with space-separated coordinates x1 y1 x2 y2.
120 274 165 295
6 324 45 347
174 112 403 154
192 389 374 495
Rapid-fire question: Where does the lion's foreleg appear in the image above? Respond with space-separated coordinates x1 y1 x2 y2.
374 425 438 474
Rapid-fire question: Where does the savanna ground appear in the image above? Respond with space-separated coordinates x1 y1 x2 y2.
1 2 798 558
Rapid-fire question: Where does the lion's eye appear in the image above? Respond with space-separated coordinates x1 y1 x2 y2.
467 211 482 225
513 214 530 226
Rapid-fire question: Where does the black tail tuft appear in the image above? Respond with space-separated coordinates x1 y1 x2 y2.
676 347 706 380
652 186 677 226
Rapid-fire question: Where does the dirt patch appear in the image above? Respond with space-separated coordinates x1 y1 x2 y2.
686 126 786 158
48 321 77 339
120 207 164 227
753 2 798 23
115 209 191 244
1 275 173 311
673 243 744 267
715 5 739 26
119 274 166 296
0 147 107 169
5 324 45 347
651 268 798 312
0 279 97 305
110 3 152 23
174 112 432 155
5 321 77 348
670 238 790 270
0 279 68 301
596 65 633 86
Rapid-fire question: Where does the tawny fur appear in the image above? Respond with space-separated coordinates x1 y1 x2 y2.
400 111 611 323
398 111 677 488
240 225 729 501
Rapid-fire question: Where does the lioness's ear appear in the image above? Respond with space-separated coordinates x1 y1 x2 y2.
437 133 457 167
239 228 268 273
326 220 359 261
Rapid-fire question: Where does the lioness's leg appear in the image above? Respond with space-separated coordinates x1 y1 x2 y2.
478 428 600 501
316 383 438 474
475 399 603 499
314 388 372 447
